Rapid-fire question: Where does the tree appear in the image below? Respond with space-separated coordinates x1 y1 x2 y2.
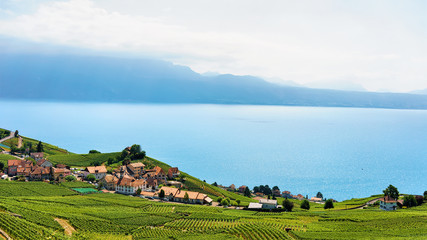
89 150 100 154
283 199 294 212
424 191 427 200
383 184 399 199
244 186 251 197
403 195 417 207
236 199 241 206
0 162 4 171
159 189 165 198
92 160 101 166
184 192 189 202
14 130 19 137
263 185 272 195
97 182 104 191
107 158 114 165
272 186 280 191
217 197 223 203
301 200 310 210
212 182 218 187
122 157 131 166
36 141 44 152
415 195 423 206
324 199 334 209
65 175 76 182
253 186 260 193
135 188 142 196
316 192 323 199
130 144 141 155
221 199 229 207
86 174 96 182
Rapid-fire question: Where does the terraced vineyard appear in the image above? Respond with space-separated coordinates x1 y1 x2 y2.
0 181 426 239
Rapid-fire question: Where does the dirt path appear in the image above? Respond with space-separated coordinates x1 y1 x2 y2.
55 218 75 236
0 228 11 240
0 132 14 143
17 137 22 148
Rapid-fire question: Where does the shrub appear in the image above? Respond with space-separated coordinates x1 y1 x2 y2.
324 199 334 209
86 174 96 182
300 200 310 210
65 175 76 182
283 199 294 212
221 199 229 207
403 195 417 207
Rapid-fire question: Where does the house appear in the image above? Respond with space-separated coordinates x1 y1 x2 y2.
85 166 107 180
294 194 305 200
8 160 33 176
52 168 71 181
238 185 247 193
228 184 236 191
143 166 167 183
272 189 281 197
30 152 44 161
100 174 119 191
30 166 51 180
282 191 292 198
380 196 398 211
56 164 68 169
167 167 180 179
115 178 148 195
127 162 145 177
158 187 212 204
310 197 323 203
259 199 278 209
248 202 263 209
37 159 53 168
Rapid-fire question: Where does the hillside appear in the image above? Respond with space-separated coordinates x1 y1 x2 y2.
0 129 254 205
2 54 427 109
0 181 426 239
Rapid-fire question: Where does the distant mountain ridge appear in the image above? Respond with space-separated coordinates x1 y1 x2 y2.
2 53 427 109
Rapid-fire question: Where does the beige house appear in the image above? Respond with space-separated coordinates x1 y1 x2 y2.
127 162 145 177
158 187 212 204
115 177 148 195
100 174 119 191
85 166 107 180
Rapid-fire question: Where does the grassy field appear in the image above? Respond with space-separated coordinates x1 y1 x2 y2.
47 152 121 166
0 181 425 240
1 136 69 156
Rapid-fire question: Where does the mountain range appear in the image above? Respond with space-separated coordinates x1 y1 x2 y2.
1 53 427 109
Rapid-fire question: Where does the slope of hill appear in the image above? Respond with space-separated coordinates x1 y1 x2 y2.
2 54 427 109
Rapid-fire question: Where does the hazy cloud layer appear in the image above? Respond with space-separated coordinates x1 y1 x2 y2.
0 0 426 92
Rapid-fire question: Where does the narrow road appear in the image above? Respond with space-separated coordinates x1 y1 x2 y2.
0 228 11 240
355 197 382 209
55 218 75 236
0 132 14 143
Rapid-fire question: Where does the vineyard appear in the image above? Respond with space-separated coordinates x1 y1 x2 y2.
0 184 426 239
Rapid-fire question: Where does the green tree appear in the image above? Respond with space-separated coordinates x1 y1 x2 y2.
159 189 165 198
89 150 100 154
424 191 427 200
65 175 76 182
301 200 310 210
14 130 19 137
316 192 323 199
97 182 104 191
107 158 114 165
135 188 142 195
86 174 96 182
236 199 241 206
217 197 223 203
221 199 229 207
122 157 131 166
244 186 251 197
0 162 4 171
92 160 101 166
283 199 294 212
383 184 399 199
324 199 334 209
403 195 417 207
212 182 218 187
36 141 44 152
184 192 189 202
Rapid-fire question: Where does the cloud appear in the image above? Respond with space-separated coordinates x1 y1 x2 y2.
0 0 426 92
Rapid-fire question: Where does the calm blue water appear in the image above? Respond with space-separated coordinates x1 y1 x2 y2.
1 100 426 201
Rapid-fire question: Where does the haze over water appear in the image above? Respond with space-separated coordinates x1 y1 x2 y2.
2 100 426 201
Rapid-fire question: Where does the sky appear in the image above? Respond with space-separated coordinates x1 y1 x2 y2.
0 0 426 92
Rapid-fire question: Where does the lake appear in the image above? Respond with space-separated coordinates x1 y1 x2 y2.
1 100 426 201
